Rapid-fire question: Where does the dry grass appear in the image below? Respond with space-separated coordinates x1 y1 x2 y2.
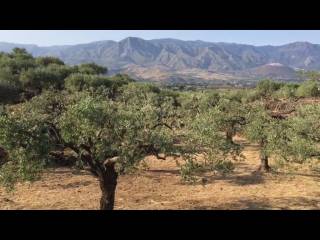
1 138 320 210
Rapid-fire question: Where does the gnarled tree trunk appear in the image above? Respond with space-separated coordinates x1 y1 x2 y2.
257 140 270 172
80 152 119 210
258 152 270 172
226 129 234 144
0 146 8 166
99 161 118 210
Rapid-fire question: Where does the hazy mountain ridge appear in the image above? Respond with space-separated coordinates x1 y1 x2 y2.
1 38 319 84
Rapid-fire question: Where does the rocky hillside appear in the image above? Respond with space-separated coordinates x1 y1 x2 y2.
1 38 319 84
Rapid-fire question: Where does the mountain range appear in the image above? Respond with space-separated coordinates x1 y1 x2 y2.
1 37 320 86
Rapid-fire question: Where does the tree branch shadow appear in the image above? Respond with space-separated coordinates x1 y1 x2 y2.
189 170 266 186
57 181 93 189
188 196 320 210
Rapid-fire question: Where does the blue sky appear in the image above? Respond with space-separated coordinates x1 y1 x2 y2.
1 30 320 46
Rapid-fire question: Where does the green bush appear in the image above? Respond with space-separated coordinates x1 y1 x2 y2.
241 89 261 103
19 67 67 92
76 63 107 75
35 57 65 66
256 79 283 98
274 83 299 98
65 73 135 100
296 80 320 97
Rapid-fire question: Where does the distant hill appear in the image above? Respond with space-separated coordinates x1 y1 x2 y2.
236 63 299 80
1 38 319 85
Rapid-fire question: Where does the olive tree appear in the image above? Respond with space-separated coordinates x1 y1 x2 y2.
252 104 320 172
244 104 297 172
179 91 220 122
0 49 112 101
0 87 178 210
184 91 246 145
244 105 277 172
35 56 65 66
76 63 107 75
285 105 320 160
256 79 283 99
0 48 35 75
274 83 299 99
19 67 65 94
0 102 53 187
211 98 247 144
178 107 242 182
176 91 246 182
65 73 134 99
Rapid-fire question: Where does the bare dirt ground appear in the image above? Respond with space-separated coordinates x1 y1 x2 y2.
1 137 320 210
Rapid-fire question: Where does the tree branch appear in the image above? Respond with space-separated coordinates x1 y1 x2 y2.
138 143 167 160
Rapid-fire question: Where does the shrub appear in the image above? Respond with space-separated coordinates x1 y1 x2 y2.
76 63 108 75
35 57 65 66
296 80 320 97
256 79 283 98
274 83 299 99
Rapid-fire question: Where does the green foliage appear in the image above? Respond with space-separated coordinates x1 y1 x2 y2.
0 152 43 190
0 82 181 186
221 89 246 103
59 92 178 172
0 54 25 103
256 79 283 98
244 102 320 165
35 56 65 66
180 101 241 181
0 65 21 88
179 91 202 119
212 98 247 139
23 90 68 120
176 89 248 181
298 70 320 82
296 80 320 97
273 83 299 99
241 89 261 103
180 159 202 183
76 63 107 75
64 73 133 98
119 83 161 110
121 83 182 130
285 104 320 161
244 104 276 158
19 66 66 92
200 91 221 108
0 49 111 102
0 48 35 76
0 101 54 188
9 48 34 60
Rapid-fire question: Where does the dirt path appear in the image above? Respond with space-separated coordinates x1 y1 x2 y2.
1 139 320 210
